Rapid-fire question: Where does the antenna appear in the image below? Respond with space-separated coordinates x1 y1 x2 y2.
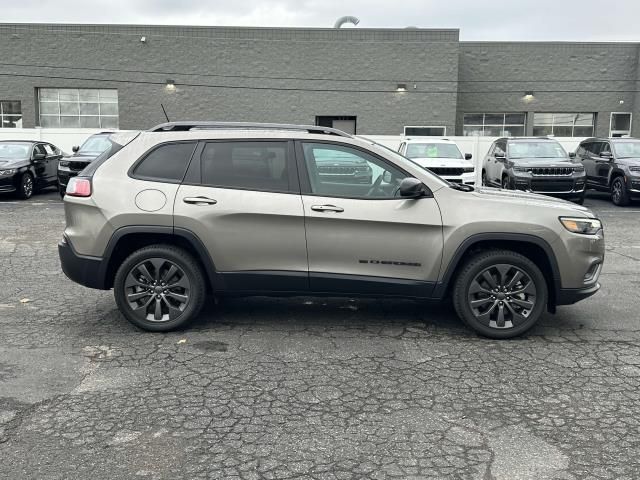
160 103 170 122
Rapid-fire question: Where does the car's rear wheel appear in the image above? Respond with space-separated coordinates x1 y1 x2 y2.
611 176 630 206
17 173 34 199
452 250 548 339
114 245 206 332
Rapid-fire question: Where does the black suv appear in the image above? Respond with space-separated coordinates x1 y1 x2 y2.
482 137 586 204
57 132 113 196
0 140 63 199
574 137 640 206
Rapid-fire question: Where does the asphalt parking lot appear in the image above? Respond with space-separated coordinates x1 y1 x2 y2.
0 189 639 480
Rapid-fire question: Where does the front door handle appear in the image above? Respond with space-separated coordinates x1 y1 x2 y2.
183 196 217 205
311 204 344 213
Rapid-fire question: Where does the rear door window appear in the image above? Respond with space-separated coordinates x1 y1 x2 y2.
200 141 292 192
132 142 197 183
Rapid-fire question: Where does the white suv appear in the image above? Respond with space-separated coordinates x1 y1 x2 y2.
398 138 475 185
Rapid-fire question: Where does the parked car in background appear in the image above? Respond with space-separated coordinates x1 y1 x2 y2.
482 137 586 204
0 140 63 199
574 137 640 206
57 131 114 196
398 138 475 185
59 122 604 339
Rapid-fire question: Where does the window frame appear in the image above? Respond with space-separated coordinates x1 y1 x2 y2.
181 139 299 195
609 112 632 137
0 100 22 128
128 140 198 184
37 88 119 129
403 126 447 137
532 112 595 137
294 139 414 200
463 113 526 137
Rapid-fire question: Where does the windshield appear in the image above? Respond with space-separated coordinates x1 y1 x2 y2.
80 132 140 177
0 143 30 159
613 141 640 158
79 135 112 154
508 141 567 159
405 143 463 160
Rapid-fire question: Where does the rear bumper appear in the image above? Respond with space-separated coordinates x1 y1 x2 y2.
556 283 601 305
58 236 108 289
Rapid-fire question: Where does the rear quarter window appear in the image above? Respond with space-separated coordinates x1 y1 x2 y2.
132 142 197 183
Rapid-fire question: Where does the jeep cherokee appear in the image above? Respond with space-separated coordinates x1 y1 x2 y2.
58 122 605 339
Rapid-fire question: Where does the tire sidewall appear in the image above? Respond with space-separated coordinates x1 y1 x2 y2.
611 177 628 206
454 252 548 339
19 173 34 199
114 247 205 332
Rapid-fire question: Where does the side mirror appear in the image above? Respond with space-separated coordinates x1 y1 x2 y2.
569 152 576 159
72 146 80 153
465 153 473 160
399 177 430 198
32 153 46 161
600 151 613 160
494 152 506 160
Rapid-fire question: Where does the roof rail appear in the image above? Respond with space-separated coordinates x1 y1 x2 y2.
148 121 352 137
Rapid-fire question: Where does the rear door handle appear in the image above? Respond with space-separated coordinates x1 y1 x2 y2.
183 196 217 205
311 204 344 213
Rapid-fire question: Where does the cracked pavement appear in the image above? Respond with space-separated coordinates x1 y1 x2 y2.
1 190 639 479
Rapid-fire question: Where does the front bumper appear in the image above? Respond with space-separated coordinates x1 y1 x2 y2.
628 176 640 198
58 236 108 290
0 174 18 193
442 171 476 185
557 283 601 305
57 166 83 189
512 173 586 199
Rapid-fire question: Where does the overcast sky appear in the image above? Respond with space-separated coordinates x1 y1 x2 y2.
1 0 639 41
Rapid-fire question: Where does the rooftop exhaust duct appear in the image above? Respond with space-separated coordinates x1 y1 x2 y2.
334 16 360 28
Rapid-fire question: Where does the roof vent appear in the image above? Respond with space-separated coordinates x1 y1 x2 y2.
334 16 360 28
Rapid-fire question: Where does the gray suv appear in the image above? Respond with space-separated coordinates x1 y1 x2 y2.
59 122 605 339
482 137 586 204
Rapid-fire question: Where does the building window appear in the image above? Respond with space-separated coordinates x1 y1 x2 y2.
0 101 22 128
463 113 526 137
610 113 632 137
38 88 118 129
533 113 594 137
403 126 446 136
316 116 357 134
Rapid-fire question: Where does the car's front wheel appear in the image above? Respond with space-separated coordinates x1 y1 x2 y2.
452 250 548 339
611 176 630 206
501 175 511 190
114 245 207 332
17 173 34 199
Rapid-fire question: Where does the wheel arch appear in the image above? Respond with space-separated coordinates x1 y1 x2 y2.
100 226 217 291
608 168 626 186
434 233 561 310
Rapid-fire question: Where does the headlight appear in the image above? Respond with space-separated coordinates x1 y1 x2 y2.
513 166 530 173
573 165 585 172
630 166 640 174
559 217 602 235
463 166 475 173
59 160 70 167
0 169 16 176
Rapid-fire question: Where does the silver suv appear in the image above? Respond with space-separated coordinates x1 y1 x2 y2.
58 122 605 339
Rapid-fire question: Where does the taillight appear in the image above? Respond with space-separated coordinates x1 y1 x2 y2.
66 177 92 197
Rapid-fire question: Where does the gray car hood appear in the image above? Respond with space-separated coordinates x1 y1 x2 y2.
473 186 593 216
511 158 576 167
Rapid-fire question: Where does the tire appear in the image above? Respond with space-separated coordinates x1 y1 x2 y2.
573 193 585 205
501 175 511 190
58 185 66 198
452 250 548 339
17 173 34 199
113 245 207 332
611 176 630 206
481 170 487 186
